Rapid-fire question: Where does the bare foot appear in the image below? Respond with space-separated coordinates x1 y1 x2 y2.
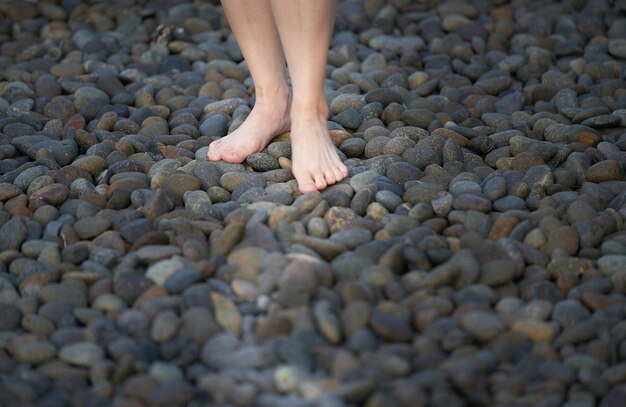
207 86 290 163
290 100 349 194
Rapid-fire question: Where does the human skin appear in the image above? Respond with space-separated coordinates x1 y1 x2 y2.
207 0 348 193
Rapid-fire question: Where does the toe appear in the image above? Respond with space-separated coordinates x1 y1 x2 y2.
207 149 220 161
296 171 320 194
222 150 246 163
313 174 327 191
299 182 318 194
324 170 336 185
332 167 345 183
298 177 318 193
207 141 222 161
339 163 349 178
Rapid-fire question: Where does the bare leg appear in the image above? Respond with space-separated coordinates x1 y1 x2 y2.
269 0 349 193
207 0 290 163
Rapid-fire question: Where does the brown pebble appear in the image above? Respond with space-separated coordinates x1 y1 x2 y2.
29 183 69 207
489 214 519 240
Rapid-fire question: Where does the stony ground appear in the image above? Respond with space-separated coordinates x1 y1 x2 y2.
0 0 626 406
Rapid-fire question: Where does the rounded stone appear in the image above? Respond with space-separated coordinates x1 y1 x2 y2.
163 173 201 198
59 341 104 367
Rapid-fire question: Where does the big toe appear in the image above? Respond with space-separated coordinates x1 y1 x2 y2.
296 172 320 194
299 182 318 194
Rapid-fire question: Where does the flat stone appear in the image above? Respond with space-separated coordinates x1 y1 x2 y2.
460 311 505 342
59 341 104 367
511 319 555 342
586 160 623 183
146 257 186 285
14 341 57 364
211 292 241 336
370 302 413 342
38 283 87 307
598 255 626 277
72 217 111 240
0 216 28 251
314 301 342 344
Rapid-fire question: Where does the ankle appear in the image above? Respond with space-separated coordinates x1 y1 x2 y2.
253 83 289 105
290 98 329 122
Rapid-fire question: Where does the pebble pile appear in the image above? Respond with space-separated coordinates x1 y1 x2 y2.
1 0 626 406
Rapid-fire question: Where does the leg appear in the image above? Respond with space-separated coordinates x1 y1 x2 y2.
207 0 290 163
269 0 349 193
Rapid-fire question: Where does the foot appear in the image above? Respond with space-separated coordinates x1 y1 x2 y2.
207 86 290 163
290 100 349 194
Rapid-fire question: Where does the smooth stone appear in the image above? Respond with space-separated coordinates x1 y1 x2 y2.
151 310 180 342
511 319 555 342
598 255 626 277
453 193 492 212
59 341 104 367
608 39 626 59
73 87 110 110
164 268 202 294
314 301 342 344
586 160 623 183
0 304 21 331
39 283 87 307
370 302 413 342
72 217 111 240
274 365 309 393
14 341 57 364
146 257 186 285
247 153 280 172
211 292 241 336
552 300 591 328
163 173 201 198
0 216 28 251
459 311 505 342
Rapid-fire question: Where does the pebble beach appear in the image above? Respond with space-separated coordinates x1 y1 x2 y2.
1 0 626 406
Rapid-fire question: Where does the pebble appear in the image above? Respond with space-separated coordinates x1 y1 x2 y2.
146 257 186 285
13 340 57 364
511 319 555 342
586 160 624 183
0 216 28 251
0 1 624 405
212 292 242 336
459 311 505 342
59 342 104 367
247 153 280 171
598 255 626 277
0 304 22 331
151 310 180 342
314 301 342 344
370 302 413 342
